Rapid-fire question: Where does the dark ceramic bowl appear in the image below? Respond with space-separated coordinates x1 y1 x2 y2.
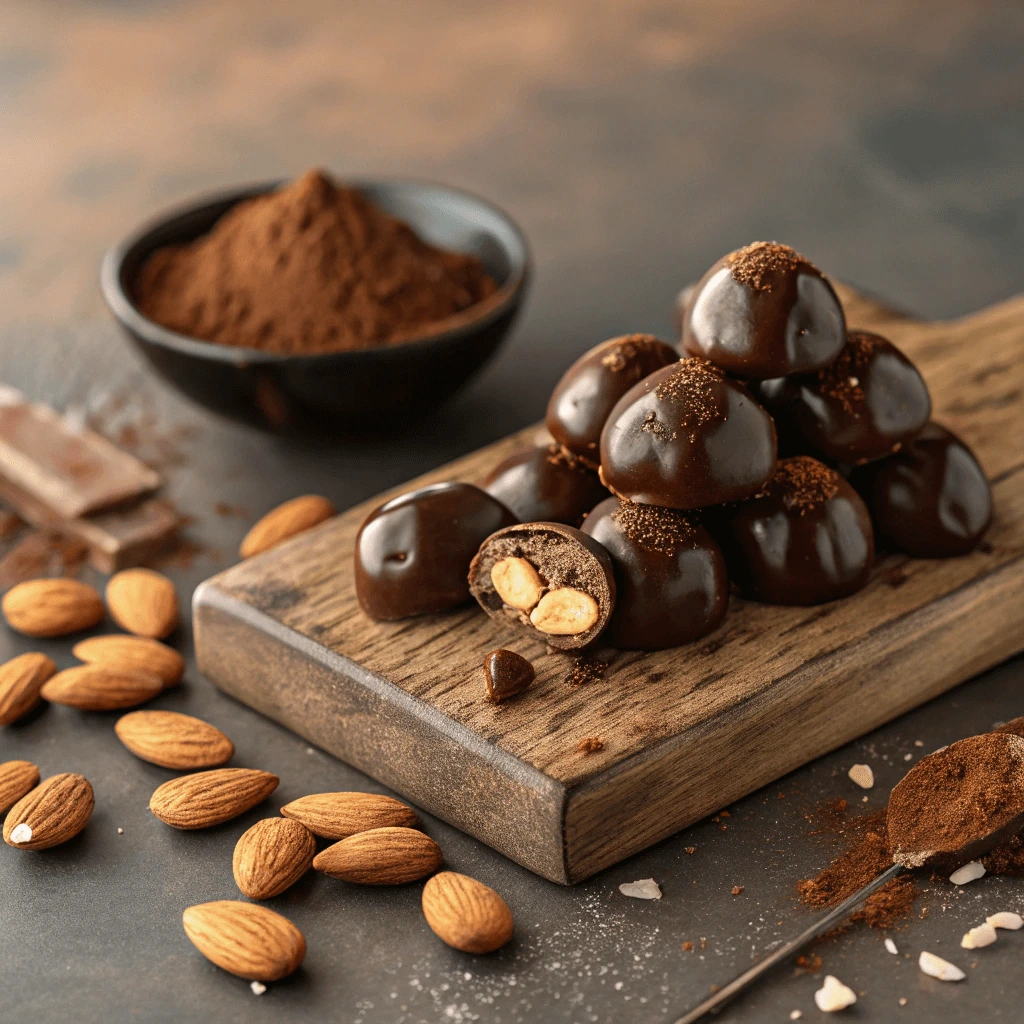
101 179 530 428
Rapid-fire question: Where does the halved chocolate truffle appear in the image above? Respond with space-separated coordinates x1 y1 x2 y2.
756 331 931 465
468 522 615 650
850 422 992 558
582 498 728 650
682 242 846 379
546 334 680 464
355 482 517 621
714 456 874 605
483 444 609 526
599 358 777 509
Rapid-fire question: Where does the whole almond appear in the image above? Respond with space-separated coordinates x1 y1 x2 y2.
3 772 94 850
182 900 306 981
0 760 40 814
41 664 163 711
150 768 279 829
313 826 442 884
280 791 418 839
106 568 179 639
421 871 514 954
2 578 104 638
73 635 184 688
233 817 316 899
0 652 57 724
239 495 336 559
115 710 234 770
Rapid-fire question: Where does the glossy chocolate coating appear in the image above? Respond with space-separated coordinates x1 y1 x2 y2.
850 422 992 557
546 334 680 463
756 331 931 465
355 482 517 620
468 522 616 650
582 498 728 650
715 456 874 605
599 358 777 509
483 649 535 702
681 242 846 379
483 444 609 526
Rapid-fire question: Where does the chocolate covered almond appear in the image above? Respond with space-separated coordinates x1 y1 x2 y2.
468 523 615 650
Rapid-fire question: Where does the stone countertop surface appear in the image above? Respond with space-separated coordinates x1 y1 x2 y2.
1 2 1023 1021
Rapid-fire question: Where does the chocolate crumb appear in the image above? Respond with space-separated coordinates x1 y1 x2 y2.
682 941 694 952
725 241 812 292
564 652 613 686
684 847 696 855
577 737 604 755
731 885 745 895
795 953 823 973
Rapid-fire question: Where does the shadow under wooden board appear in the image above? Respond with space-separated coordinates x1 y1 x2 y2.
194 285 1024 884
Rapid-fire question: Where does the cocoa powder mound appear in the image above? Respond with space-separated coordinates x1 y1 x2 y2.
134 169 497 355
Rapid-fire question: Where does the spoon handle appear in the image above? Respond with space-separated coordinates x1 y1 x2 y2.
673 862 904 1023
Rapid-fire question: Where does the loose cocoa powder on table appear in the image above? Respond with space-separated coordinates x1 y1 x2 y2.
134 169 498 355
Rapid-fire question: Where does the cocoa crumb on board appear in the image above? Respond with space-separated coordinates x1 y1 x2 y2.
564 652 614 686
577 737 604 755
681 941 694 952
795 953 823 973
731 885 745 896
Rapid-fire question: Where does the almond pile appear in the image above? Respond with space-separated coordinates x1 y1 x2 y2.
1 494 514 993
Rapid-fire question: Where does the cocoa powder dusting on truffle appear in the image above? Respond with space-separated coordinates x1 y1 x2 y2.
652 358 725 440
135 169 497 354
725 241 812 292
811 331 879 413
600 334 667 373
545 444 590 473
769 456 840 514
611 501 697 557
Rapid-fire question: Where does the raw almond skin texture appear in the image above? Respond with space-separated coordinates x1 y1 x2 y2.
41 664 163 711
182 900 306 981
73 635 184 688
2 578 105 638
115 710 234 770
233 817 316 900
239 495 336 559
280 791 418 840
3 772 94 850
106 568 179 639
150 768 279 829
0 760 40 814
0 652 57 724
313 826 443 884
422 871 514 954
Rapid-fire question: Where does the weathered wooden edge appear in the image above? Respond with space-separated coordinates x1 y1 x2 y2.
562 546 1024 881
193 580 572 883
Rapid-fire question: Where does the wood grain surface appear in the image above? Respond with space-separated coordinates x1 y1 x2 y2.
195 284 1024 882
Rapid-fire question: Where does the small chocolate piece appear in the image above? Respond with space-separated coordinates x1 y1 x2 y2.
546 334 679 464
756 331 931 465
355 482 516 621
483 444 609 526
850 422 992 558
714 456 874 605
599 358 777 509
582 498 728 650
681 242 846 379
468 522 615 650
483 649 535 702
888 732 1024 869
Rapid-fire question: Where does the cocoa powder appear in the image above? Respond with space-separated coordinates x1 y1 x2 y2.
135 170 497 355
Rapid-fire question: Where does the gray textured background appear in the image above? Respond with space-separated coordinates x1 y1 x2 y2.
1 2 1023 1021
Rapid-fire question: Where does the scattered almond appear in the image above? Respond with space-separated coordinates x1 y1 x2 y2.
0 759 40 814
949 860 985 885
73 634 184 688
619 878 662 899
40 664 163 711
0 652 57 724
2 578 105 638
106 568 179 639
814 975 857 1012
150 768 279 829
987 911 1023 930
918 950 965 981
961 923 997 949
239 495 336 559
280 791 418 839
233 817 316 900
847 764 874 789
313 826 442 884
115 710 234 769
182 900 306 981
421 871 514 954
3 772 94 849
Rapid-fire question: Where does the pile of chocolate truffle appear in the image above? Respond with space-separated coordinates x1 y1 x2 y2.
355 242 993 689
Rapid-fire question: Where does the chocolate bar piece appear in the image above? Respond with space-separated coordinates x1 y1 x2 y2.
0 386 160 519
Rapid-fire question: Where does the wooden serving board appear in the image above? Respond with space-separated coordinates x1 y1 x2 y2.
194 285 1024 884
